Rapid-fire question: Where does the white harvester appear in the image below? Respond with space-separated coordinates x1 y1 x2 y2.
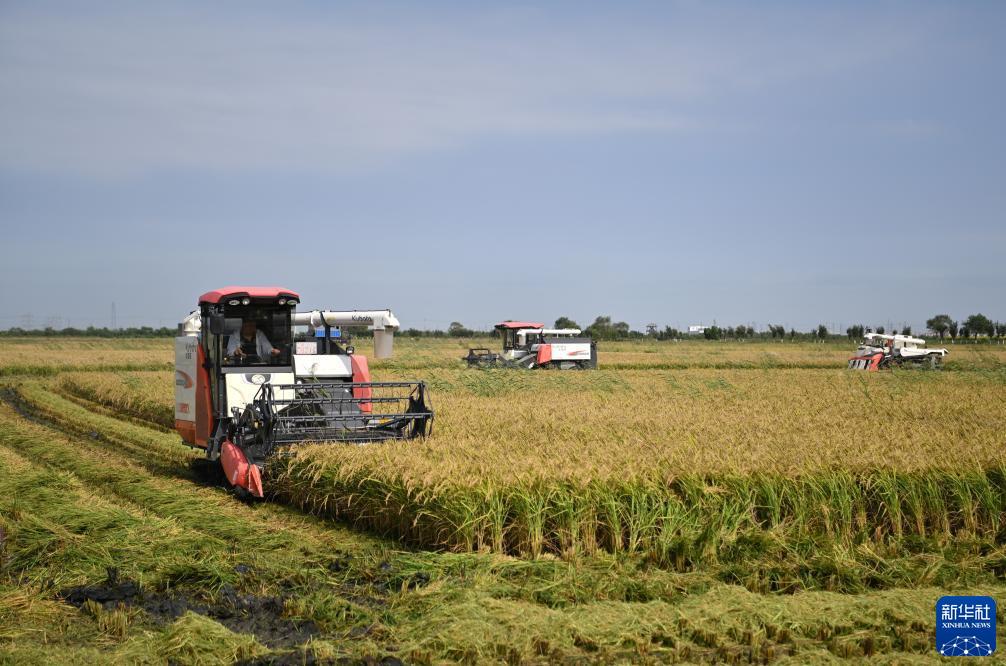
848 332 949 370
465 321 598 369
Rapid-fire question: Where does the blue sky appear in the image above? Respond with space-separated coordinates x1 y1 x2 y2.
1 1 1002 332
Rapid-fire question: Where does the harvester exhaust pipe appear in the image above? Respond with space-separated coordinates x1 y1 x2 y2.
292 310 399 359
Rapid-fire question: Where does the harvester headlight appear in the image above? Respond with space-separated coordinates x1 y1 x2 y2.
278 299 286 305
287 299 298 306
241 297 251 305
228 299 240 305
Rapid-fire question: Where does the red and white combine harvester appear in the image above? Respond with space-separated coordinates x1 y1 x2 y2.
848 332 949 370
174 286 432 498
465 321 598 369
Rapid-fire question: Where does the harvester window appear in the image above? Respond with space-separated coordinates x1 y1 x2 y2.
220 307 291 367
502 329 518 351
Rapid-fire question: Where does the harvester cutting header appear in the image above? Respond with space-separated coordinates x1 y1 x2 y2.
174 286 432 498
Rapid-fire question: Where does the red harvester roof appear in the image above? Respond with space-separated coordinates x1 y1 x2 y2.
495 321 544 330
198 286 300 305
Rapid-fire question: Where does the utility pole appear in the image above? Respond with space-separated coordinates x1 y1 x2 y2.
111 302 117 330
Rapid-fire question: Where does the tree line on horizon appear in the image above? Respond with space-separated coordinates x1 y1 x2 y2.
433 313 1005 342
2 312 1003 341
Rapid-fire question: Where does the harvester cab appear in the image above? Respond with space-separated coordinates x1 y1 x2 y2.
175 286 432 498
465 321 597 369
848 332 948 370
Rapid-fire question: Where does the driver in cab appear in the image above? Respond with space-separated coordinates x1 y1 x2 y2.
227 320 281 362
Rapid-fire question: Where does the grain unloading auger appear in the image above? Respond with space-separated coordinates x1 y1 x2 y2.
174 286 432 498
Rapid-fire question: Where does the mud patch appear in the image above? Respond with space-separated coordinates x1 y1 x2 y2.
58 568 318 648
58 567 139 607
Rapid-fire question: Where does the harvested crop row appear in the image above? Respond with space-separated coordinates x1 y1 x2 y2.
0 442 272 664
57 371 175 428
5 383 392 556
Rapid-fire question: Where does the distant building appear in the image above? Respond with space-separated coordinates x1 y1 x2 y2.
688 325 707 335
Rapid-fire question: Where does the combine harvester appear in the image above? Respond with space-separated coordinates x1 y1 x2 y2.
465 321 598 369
848 332 949 370
174 286 433 498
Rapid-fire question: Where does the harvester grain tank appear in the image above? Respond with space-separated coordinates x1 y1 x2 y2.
848 332 948 370
465 321 597 369
174 286 432 498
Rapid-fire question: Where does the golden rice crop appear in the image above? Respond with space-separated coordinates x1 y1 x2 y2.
2 336 1000 374
297 368 1006 479
0 337 172 376
377 336 1006 371
38 339 1006 562
272 367 1006 561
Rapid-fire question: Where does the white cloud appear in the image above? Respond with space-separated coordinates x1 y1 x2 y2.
0 3 938 176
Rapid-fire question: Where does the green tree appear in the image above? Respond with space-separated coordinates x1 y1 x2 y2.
554 316 579 330
703 325 722 340
926 314 952 339
585 316 616 340
846 325 865 340
965 313 994 338
816 324 828 340
948 320 959 339
661 326 681 340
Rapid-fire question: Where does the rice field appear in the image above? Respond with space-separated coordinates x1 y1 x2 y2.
381 336 1006 371
53 357 1006 560
0 337 172 376
2 336 1005 663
